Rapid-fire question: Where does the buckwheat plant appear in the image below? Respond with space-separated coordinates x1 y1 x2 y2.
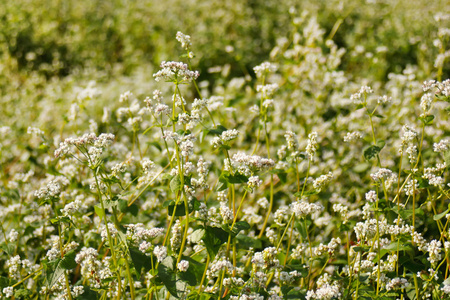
1 5 450 300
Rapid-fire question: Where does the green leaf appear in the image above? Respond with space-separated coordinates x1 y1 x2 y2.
374 114 385 118
236 234 262 249
167 198 200 216
376 241 415 262
158 256 178 297
433 207 450 221
147 141 162 151
353 163 370 173
444 150 450 167
0 276 9 289
217 172 248 191
118 200 139 216
130 247 152 275
61 250 77 270
376 139 386 149
170 176 183 193
419 115 435 125
353 246 370 252
104 198 119 209
158 256 189 298
203 226 229 259
180 256 205 285
94 205 104 218
284 264 308 277
301 190 319 196
207 125 228 136
190 228 206 243
14 289 32 299
436 94 450 102
1 242 15 256
46 259 65 289
363 145 381 160
229 221 250 236
398 256 425 273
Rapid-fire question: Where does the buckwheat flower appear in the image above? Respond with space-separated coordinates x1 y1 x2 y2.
6 255 21 279
178 112 190 125
100 223 117 242
75 247 98 264
427 240 442 266
27 126 44 137
72 286 84 297
313 172 333 191
68 103 79 121
442 284 450 295
119 91 133 103
343 131 362 142
0 126 11 136
257 197 269 209
385 277 409 291
256 83 278 97
306 283 341 300
370 168 394 182
291 200 323 218
400 125 417 146
249 104 260 114
221 129 239 142
139 241 152 255
141 158 155 173
253 62 277 78
433 139 450 152
34 181 61 200
177 260 189 272
153 246 167 262
207 96 224 111
377 95 391 104
351 85 373 104
263 99 274 108
153 61 199 83
420 93 433 115
176 31 192 50
96 133 115 147
306 132 318 160
171 220 182 251
248 176 263 189
274 206 289 225
423 169 444 187
111 162 127 177
153 103 171 116
180 140 194 157
333 203 349 223
283 132 297 153
231 152 275 172
405 145 418 163
8 229 18 242
61 199 82 216
437 79 450 96
365 190 377 203
220 203 233 223
422 80 437 92
3 287 13 298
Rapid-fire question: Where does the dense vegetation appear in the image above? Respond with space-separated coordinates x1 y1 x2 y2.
0 0 450 299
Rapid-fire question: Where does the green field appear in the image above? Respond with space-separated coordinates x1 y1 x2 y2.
0 0 450 299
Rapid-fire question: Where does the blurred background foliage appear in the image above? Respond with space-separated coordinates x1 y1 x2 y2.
0 0 448 135
0 0 447 80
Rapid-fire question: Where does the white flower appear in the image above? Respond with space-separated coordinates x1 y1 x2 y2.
153 61 199 83
177 260 189 272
